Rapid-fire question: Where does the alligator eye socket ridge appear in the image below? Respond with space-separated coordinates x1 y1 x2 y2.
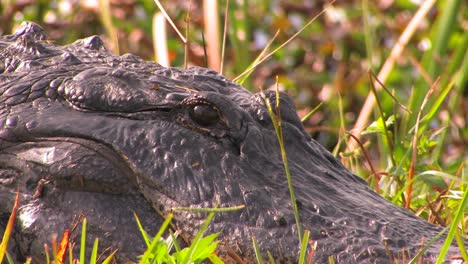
189 104 220 126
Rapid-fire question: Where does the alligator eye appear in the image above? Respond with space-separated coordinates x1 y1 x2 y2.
189 104 220 126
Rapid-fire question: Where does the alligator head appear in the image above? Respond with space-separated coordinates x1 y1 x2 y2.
0 22 463 263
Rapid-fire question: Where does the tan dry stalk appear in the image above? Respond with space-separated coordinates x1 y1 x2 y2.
153 12 170 67
203 0 221 71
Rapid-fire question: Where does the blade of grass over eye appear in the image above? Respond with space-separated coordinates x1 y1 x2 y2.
80 218 87 264
252 236 264 264
140 213 173 263
0 192 19 264
262 78 302 244
233 0 336 83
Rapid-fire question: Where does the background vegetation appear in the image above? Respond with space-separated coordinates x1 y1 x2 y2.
0 0 467 262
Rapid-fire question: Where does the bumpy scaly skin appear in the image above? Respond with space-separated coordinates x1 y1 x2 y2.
0 22 463 263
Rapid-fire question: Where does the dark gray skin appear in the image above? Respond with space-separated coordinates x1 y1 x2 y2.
0 22 463 263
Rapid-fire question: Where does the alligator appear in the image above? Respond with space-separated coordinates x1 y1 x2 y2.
0 22 464 263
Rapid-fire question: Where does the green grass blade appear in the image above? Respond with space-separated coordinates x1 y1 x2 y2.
101 249 118 264
455 230 468 262
171 230 181 253
44 246 50 264
236 30 279 86
80 218 87 264
418 77 456 131
5 252 14 264
233 2 335 84
408 226 448 264
187 233 219 262
180 212 216 264
90 238 99 264
300 102 323 123
267 251 276 264
252 236 264 264
262 88 302 243
298 230 310 264
140 213 173 263
208 254 225 264
134 212 151 247
436 187 468 263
